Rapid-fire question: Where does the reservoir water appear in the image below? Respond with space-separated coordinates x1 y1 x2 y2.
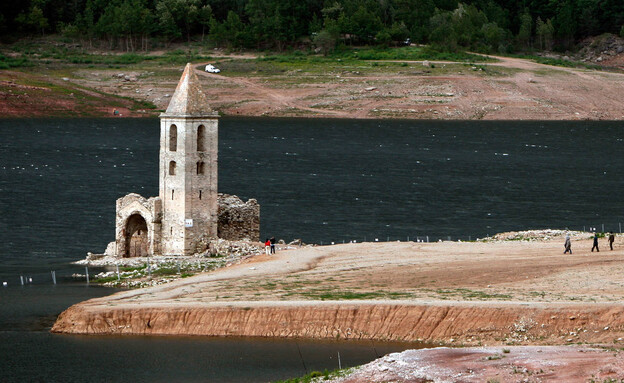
1 117 623 381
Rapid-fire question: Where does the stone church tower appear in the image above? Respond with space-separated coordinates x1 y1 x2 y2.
101 64 259 260
159 63 219 255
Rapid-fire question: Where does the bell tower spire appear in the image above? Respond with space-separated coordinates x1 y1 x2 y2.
159 63 219 255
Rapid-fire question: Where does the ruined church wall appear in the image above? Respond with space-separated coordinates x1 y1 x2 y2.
218 194 260 242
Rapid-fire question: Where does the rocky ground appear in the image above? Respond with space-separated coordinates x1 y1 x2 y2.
75 238 266 288
330 345 624 382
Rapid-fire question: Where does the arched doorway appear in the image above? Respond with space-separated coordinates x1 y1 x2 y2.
125 214 149 257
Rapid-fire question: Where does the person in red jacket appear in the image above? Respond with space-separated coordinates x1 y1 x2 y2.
264 239 271 255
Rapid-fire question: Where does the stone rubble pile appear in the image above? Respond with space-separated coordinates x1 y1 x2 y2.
484 229 587 242
576 34 624 66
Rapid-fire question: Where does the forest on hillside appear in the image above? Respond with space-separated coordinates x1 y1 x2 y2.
1 0 623 53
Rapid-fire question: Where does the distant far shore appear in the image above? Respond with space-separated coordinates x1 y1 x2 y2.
3 50 624 120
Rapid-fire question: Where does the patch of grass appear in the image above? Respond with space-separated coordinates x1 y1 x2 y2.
509 54 605 70
92 275 119 283
151 266 179 276
273 368 352 383
435 288 512 300
295 288 413 301
0 54 33 69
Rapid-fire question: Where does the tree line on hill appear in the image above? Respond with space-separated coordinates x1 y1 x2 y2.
1 0 623 53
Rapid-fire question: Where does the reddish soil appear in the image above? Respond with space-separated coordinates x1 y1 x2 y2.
0 70 151 118
334 346 624 382
3 53 624 120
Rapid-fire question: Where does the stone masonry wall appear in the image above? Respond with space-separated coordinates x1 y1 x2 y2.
218 194 260 242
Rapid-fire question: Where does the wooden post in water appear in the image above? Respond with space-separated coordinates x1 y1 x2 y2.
116 264 120 281
51 271 56 285
338 351 341 369
85 267 89 284
20 276 24 286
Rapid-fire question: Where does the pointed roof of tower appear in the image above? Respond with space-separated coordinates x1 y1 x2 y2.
160 63 218 118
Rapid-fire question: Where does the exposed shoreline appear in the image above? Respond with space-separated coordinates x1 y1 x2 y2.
52 232 624 381
52 300 624 345
53 231 624 345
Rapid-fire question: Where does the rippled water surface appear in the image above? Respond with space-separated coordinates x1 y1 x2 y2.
0 117 623 382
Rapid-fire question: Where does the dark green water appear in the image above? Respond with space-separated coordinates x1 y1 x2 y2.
0 117 623 382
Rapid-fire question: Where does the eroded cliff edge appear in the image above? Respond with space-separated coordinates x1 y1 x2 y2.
52 301 624 345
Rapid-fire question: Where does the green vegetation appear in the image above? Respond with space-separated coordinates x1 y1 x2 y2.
1 0 622 55
0 54 32 69
92 259 225 287
511 54 605 70
273 368 352 383
434 288 512 300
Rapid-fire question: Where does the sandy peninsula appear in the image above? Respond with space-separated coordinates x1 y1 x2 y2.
52 231 624 381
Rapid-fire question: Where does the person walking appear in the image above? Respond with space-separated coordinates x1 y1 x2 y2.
270 237 276 254
591 232 599 252
564 234 572 254
264 238 271 255
608 232 615 250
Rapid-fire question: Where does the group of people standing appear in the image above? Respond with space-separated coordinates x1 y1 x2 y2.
564 232 616 254
264 237 276 255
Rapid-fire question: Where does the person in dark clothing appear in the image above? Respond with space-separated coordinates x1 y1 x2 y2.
564 234 572 254
608 232 615 250
270 237 276 254
591 232 599 252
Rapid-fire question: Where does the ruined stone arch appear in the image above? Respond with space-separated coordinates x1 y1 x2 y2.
114 194 161 257
124 213 149 258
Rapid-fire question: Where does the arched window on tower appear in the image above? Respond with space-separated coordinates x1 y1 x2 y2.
197 125 206 152
169 124 177 152
169 161 176 175
196 161 205 175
